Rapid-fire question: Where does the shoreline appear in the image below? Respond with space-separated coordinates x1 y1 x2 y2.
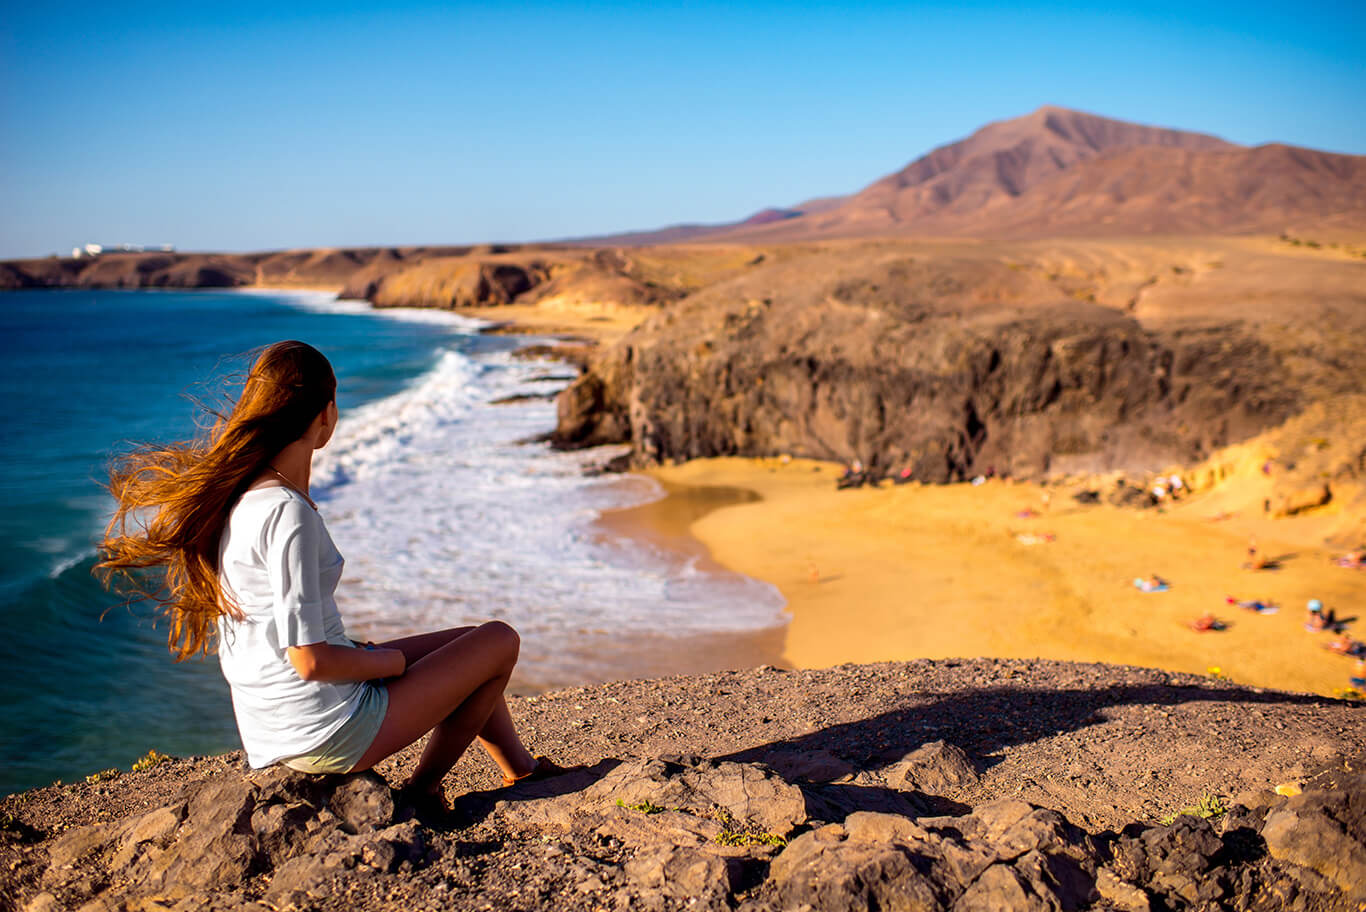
591 479 789 677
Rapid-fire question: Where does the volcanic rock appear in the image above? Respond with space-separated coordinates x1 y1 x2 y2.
552 249 1332 480
886 741 980 797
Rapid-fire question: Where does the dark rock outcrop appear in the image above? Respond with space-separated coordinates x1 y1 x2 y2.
24 750 1366 912
32 767 420 911
553 251 1322 480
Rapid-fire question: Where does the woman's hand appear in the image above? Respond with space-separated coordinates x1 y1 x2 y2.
287 642 406 683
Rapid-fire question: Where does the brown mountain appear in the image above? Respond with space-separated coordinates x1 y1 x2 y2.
612 106 1366 242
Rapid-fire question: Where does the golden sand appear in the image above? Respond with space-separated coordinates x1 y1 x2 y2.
617 457 1365 697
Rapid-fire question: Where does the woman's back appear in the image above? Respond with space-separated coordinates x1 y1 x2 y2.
218 485 362 767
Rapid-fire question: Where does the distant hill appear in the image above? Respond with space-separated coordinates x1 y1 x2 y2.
591 106 1366 242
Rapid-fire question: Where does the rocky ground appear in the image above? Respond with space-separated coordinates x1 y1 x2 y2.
4 658 1364 911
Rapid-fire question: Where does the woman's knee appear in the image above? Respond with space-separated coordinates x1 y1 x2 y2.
480 620 520 664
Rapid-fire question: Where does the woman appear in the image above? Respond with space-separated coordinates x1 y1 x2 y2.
98 340 561 804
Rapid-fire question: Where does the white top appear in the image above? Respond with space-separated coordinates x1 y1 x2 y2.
216 485 365 768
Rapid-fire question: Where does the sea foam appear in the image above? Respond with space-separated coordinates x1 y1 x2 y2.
285 299 787 689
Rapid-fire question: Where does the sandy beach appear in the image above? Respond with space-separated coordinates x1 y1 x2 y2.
609 456 1365 698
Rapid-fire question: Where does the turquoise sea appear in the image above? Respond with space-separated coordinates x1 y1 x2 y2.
0 289 785 796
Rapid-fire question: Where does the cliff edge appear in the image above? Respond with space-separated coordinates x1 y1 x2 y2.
4 659 1364 911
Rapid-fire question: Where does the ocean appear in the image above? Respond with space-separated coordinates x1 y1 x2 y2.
0 289 786 796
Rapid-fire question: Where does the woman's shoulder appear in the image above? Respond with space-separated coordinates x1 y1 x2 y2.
232 486 320 533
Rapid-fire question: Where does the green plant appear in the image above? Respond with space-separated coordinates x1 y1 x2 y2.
85 768 120 784
710 806 788 848
615 798 666 815
715 829 788 848
132 749 170 773
1160 792 1227 825
1331 686 1364 703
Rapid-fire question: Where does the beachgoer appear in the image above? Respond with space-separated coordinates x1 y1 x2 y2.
837 461 870 489
1227 597 1277 614
1334 548 1366 569
1189 613 1226 632
1306 597 1324 621
1134 574 1170 593
1305 598 1337 632
1324 633 1365 657
97 341 567 808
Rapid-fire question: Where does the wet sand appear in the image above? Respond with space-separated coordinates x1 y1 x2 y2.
584 480 789 686
633 457 1365 698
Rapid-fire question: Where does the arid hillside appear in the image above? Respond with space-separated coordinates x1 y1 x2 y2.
594 107 1366 243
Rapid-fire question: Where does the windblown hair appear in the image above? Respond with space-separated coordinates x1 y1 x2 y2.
97 341 336 660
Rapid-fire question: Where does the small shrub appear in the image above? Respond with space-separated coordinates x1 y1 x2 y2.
715 830 788 848
710 805 788 848
1160 792 1227 825
132 749 170 773
616 798 666 815
85 768 120 784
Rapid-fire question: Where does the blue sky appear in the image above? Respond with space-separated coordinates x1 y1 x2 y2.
1 1 1362 258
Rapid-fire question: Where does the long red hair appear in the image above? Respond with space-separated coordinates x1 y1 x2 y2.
98 341 336 659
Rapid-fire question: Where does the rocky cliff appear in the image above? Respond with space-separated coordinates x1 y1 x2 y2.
553 242 1366 481
4 659 1364 911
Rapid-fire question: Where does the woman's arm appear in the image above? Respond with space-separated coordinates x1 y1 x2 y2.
287 642 405 683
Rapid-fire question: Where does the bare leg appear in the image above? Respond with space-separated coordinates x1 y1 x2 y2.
350 621 534 789
405 673 512 794
374 626 535 780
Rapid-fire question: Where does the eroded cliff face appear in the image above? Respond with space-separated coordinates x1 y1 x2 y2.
554 252 1318 481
